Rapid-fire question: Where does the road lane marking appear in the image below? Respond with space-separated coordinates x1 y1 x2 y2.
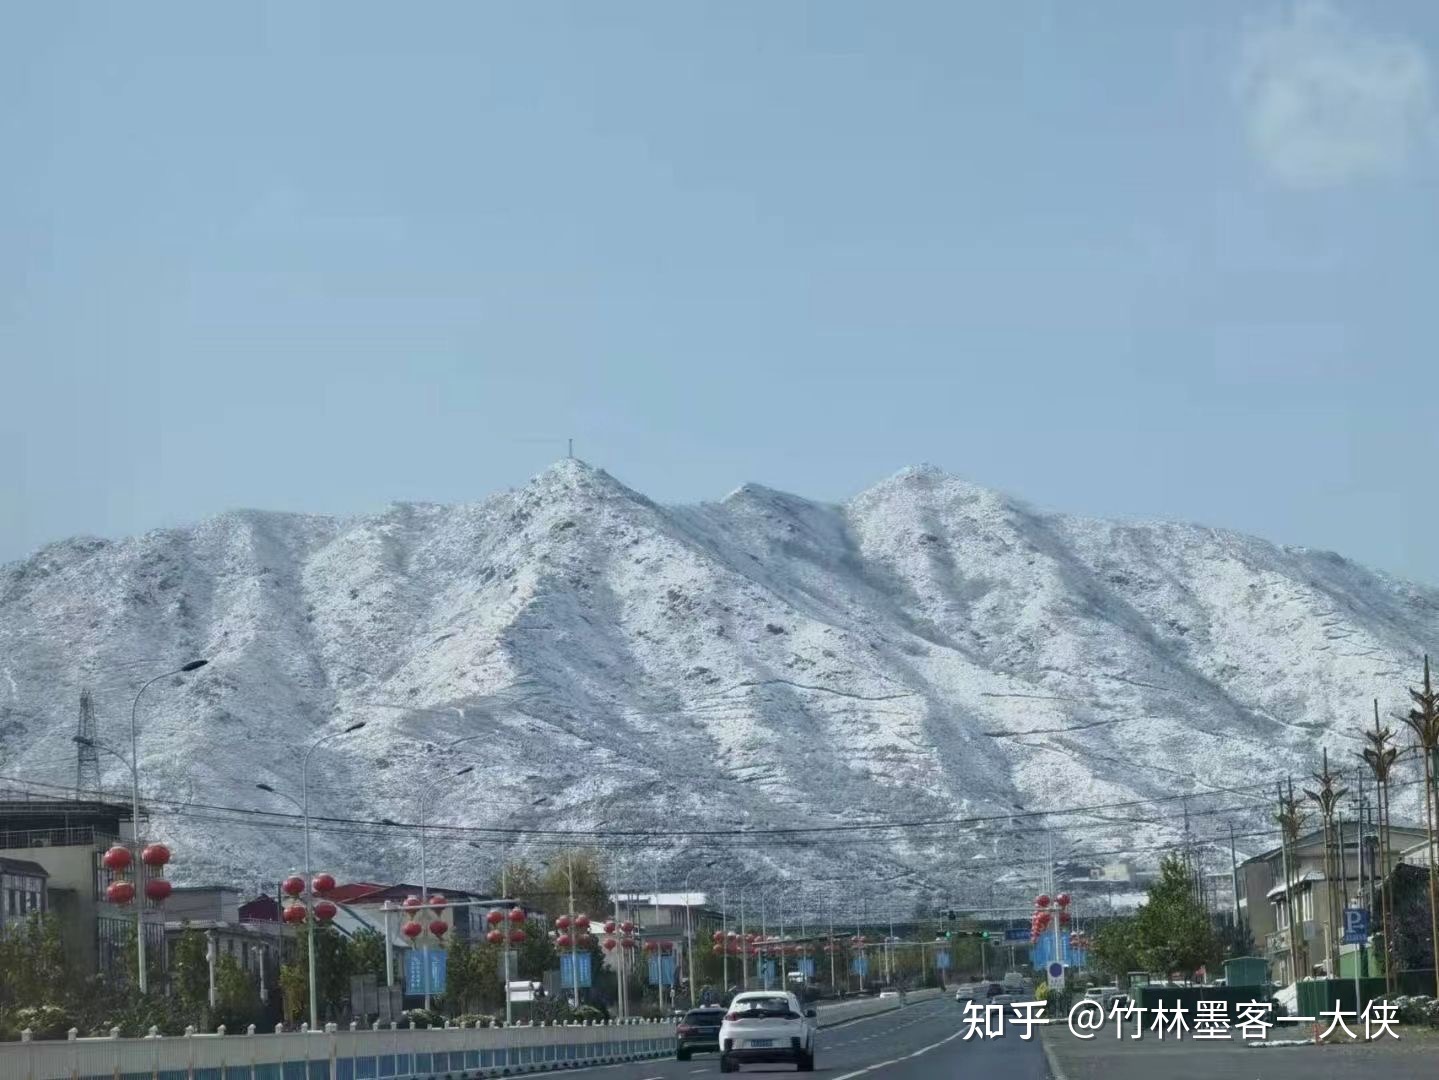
829 1026 967 1080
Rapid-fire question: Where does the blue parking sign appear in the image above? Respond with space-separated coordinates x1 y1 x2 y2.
1342 908 1370 944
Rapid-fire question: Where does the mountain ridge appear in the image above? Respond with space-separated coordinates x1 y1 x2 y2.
3 460 1434 904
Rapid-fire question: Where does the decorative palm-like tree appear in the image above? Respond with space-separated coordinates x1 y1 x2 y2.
1360 699 1399 993
1304 748 1347 976
1401 655 1439 997
1275 779 1308 981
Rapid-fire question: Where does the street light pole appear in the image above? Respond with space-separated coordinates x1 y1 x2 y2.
258 718 365 1031
127 659 208 993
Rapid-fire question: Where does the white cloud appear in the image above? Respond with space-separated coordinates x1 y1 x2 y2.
1234 1 1434 188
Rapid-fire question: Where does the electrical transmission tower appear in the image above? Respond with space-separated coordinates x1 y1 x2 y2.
75 689 100 795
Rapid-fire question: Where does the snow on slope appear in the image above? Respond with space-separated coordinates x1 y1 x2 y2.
2 460 1435 904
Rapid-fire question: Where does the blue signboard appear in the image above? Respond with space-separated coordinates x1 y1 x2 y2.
1003 928 1030 943
935 950 951 970
850 954 869 977
405 949 447 995
1342 908 1370 944
759 960 776 984
560 951 593 988
647 955 677 986
795 957 815 978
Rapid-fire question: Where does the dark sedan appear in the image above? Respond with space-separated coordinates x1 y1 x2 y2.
676 1007 727 1060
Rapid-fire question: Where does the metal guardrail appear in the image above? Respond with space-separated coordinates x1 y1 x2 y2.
2 1018 679 1080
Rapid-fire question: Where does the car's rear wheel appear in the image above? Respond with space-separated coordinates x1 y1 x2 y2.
719 1054 737 1073
798 1049 815 1071
677 1048 690 1061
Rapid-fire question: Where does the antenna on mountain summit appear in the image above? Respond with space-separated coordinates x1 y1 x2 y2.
568 438 573 459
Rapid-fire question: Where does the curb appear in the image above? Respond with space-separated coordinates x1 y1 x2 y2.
1038 1028 1070 1080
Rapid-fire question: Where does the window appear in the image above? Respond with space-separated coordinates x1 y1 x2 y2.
1300 889 1313 922
27 890 39 911
6 889 16 915
1273 901 1288 929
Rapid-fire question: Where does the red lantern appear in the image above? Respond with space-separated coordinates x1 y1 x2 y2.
402 895 422 916
556 914 572 931
1035 894 1051 909
643 941 657 953
622 937 638 950
1059 911 1072 927
509 929 526 944
557 933 573 948
606 920 618 935
486 909 504 926
620 921 635 934
312 872 337 895
141 843 171 867
103 845 132 871
282 875 305 898
579 933 595 949
713 930 725 943
487 929 504 945
314 900 338 922
144 878 173 903
1056 893 1070 908
603 937 618 952
429 894 447 912
283 903 307 925
508 907 526 924
402 920 422 939
429 919 448 937
575 914 590 930
106 880 135 904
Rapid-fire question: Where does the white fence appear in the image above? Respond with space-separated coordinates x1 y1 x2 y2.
2 1018 677 1080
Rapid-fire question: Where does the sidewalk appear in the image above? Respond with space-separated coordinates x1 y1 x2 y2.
1040 1024 1437 1080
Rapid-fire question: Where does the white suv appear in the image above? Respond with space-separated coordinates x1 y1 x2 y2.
718 990 817 1073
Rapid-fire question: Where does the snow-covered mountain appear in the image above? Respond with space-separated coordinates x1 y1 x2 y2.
3 461 1435 907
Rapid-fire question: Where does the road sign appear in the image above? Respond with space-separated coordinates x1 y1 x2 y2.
1047 960 1065 991
795 957 816 978
405 950 447 995
1342 908 1370 944
560 951 593 988
1004 928 1029 943
935 950 951 970
851 954 869 977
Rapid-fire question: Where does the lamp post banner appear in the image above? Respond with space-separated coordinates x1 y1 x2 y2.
405 950 446 995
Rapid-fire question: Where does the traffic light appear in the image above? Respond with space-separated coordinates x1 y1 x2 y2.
980 931 990 941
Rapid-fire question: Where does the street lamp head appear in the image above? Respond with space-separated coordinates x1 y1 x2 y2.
343 721 367 734
180 659 209 672
256 783 275 793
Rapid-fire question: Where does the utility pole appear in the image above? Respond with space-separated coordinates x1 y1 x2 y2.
1229 823 1242 932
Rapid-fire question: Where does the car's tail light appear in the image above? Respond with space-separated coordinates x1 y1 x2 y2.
724 1012 739 1022
678 1025 695 1035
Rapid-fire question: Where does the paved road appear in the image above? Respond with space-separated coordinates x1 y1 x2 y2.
554 997 1051 1079
1042 1024 1439 1080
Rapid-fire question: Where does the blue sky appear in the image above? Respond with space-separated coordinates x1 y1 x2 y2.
4 2 1437 581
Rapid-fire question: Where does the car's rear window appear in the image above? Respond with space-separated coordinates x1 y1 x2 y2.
685 1010 725 1022
731 996 796 1017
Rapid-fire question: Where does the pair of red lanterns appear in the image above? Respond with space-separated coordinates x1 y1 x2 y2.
397 893 449 940
102 843 173 905
602 920 639 953
484 905 528 945
280 872 339 925
1030 893 1072 943
552 913 594 950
